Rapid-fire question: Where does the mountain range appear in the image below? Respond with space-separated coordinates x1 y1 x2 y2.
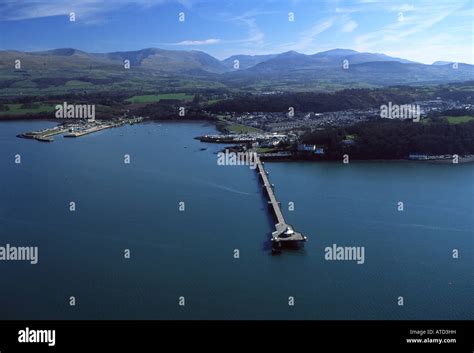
0 47 460 72
1 47 473 92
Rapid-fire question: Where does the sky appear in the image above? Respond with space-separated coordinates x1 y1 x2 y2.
0 0 472 64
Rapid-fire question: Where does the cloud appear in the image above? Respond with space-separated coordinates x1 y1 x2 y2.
0 0 168 22
390 4 416 12
229 11 266 46
352 1 473 64
174 38 220 45
383 33 473 64
296 18 334 50
177 0 195 9
342 20 358 32
277 18 334 52
336 7 358 14
355 2 465 51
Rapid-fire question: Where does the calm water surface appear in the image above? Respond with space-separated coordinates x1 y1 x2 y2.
0 120 472 319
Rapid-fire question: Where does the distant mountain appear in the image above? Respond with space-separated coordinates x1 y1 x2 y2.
0 47 228 74
36 48 88 56
102 48 227 73
337 61 474 85
245 63 471 86
246 51 315 73
432 61 455 66
0 47 472 92
312 49 416 64
221 54 278 70
224 49 472 86
314 48 359 57
247 48 417 73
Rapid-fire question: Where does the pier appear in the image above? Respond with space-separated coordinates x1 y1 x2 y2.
17 117 145 142
64 124 113 137
255 154 307 251
17 127 69 142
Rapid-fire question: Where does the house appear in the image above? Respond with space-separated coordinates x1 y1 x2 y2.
297 143 316 152
409 154 429 160
297 144 325 155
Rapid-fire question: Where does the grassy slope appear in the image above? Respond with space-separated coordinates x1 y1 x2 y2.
125 93 194 103
444 116 474 124
421 116 474 125
0 103 55 116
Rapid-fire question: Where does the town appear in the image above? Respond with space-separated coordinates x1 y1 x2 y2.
213 99 474 132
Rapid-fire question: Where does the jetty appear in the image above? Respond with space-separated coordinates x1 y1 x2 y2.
17 117 145 142
64 124 112 137
255 153 307 251
17 127 69 142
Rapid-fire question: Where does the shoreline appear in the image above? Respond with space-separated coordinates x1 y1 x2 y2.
258 156 474 164
5 119 474 164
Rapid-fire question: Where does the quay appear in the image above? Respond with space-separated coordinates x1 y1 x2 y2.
17 127 69 142
64 117 143 137
64 124 112 137
254 153 307 251
17 117 145 141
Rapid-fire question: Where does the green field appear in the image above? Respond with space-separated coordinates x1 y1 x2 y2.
421 116 474 125
0 103 55 116
225 123 261 134
125 93 194 104
256 147 277 153
65 80 93 87
206 98 225 105
215 116 262 134
444 116 474 124
0 102 121 117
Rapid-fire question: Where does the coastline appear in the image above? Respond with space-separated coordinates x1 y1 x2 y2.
5 118 474 164
1 118 473 320
259 156 474 164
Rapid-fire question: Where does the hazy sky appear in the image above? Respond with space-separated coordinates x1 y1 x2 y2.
0 0 472 64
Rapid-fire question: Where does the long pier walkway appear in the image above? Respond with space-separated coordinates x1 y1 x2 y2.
255 154 307 249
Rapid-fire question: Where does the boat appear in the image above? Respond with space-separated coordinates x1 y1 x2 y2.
282 227 294 237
